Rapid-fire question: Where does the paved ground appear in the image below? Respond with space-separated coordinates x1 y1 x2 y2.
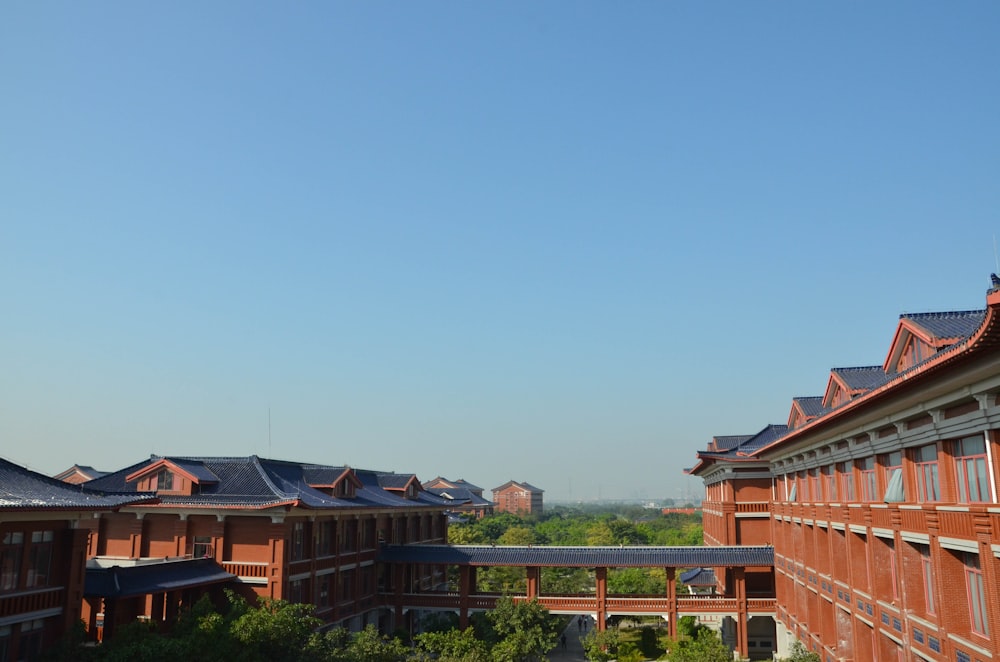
547 615 592 661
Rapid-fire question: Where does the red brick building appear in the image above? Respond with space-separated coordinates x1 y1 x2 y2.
690 283 1000 661
81 456 451 640
0 458 152 660
491 480 544 515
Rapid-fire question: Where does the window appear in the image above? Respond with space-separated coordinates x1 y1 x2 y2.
838 461 855 501
291 522 306 561
156 469 174 491
317 521 334 557
882 451 904 502
859 457 877 501
920 544 935 615
824 465 838 501
192 536 213 558
288 578 305 604
26 531 53 588
0 532 23 591
0 625 9 662
317 576 330 608
965 552 989 636
810 469 822 501
955 436 990 503
886 539 899 600
19 619 44 660
914 444 940 502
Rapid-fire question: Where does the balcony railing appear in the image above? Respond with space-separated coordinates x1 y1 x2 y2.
0 587 64 618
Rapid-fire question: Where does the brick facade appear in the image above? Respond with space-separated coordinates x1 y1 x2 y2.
691 289 1000 661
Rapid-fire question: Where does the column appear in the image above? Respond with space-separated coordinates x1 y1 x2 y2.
458 565 471 629
268 519 287 599
526 566 540 599
733 567 748 659
595 567 607 631
665 567 677 639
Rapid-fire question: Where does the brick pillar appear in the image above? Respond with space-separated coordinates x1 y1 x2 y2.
734 567 749 659
174 516 188 557
595 567 607 631
130 514 144 558
64 526 91 632
665 567 677 639
458 565 471 629
210 515 225 560
268 520 287 599
526 566 540 599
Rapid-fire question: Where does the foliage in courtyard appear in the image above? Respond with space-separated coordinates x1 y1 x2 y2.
447 506 702 594
779 641 821 662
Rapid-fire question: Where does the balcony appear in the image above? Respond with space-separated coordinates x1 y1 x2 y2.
0 586 64 619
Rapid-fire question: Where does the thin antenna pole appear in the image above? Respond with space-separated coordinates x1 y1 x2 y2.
994 234 998 274
268 407 272 456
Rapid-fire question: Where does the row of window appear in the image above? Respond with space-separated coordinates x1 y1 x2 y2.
783 526 991 642
289 515 443 562
0 531 53 593
784 435 993 504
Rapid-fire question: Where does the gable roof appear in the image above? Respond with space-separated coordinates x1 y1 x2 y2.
85 456 450 511
757 287 1000 457
53 464 108 483
708 436 752 452
0 457 155 511
883 309 986 372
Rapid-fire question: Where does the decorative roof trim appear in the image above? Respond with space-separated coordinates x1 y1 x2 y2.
125 458 213 486
758 289 1000 457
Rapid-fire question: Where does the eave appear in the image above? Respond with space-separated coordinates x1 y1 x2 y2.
758 289 1000 458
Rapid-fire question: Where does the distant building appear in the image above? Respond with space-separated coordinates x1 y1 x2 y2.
491 480 543 515
422 478 494 518
53 464 107 484
0 457 152 660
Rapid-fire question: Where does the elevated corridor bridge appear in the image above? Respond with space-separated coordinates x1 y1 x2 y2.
377 544 775 658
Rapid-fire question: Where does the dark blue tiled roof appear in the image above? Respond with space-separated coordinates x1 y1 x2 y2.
710 436 751 452
85 558 234 598
793 397 828 418
452 479 483 492
832 366 888 391
167 458 220 483
736 425 788 453
427 487 493 506
86 456 451 511
0 457 155 511
902 309 985 341
678 567 716 585
377 473 416 489
378 545 773 568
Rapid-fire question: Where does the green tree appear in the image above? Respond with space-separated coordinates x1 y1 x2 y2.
486 597 559 662
665 628 732 662
780 641 821 662
229 595 323 661
497 526 537 546
415 627 491 662
581 628 620 662
343 624 409 662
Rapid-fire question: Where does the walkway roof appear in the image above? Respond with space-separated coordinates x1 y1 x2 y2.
377 544 773 568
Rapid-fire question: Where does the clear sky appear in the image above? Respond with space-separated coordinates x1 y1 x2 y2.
2 3 999 502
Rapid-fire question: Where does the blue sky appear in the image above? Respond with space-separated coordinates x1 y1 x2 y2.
2 3 998 502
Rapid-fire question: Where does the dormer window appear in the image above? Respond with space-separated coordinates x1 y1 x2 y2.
156 469 174 491
335 480 356 499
